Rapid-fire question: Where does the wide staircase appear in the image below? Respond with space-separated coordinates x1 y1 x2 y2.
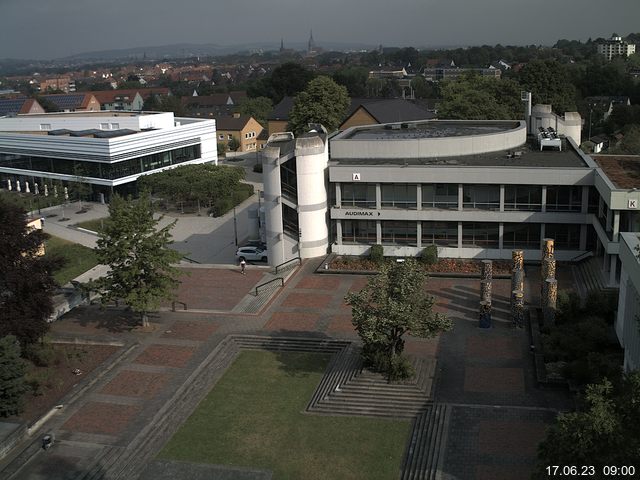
572 256 617 299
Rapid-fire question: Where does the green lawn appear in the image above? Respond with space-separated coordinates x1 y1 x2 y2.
160 350 411 480
45 235 99 285
74 217 108 233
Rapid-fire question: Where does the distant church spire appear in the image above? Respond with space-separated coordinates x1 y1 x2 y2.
308 30 315 54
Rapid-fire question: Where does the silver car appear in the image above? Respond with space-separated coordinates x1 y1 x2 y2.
235 246 268 262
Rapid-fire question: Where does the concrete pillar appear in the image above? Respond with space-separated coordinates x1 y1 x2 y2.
541 185 547 213
581 185 589 214
458 184 464 211
609 254 618 286
376 183 381 210
336 220 343 245
376 220 382 244
498 223 504 250
416 184 422 211
416 221 422 248
335 182 341 207
262 149 284 267
499 185 505 212
457 222 463 250
613 211 620 242
540 224 545 249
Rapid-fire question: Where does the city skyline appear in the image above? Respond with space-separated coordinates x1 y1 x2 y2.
0 0 639 60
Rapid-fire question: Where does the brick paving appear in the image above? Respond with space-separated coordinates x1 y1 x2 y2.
7 261 577 480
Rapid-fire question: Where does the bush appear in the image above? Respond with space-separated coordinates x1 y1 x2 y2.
24 343 58 367
370 244 384 265
209 198 233 217
584 290 618 324
362 347 415 381
556 290 582 323
564 351 623 387
420 245 438 265
542 316 610 362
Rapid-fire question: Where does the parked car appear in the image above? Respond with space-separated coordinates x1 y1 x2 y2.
235 246 268 262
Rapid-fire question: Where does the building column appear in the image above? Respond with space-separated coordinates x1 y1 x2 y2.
457 222 463 250
540 223 545 249
416 184 422 211
458 184 464 211
606 205 612 232
499 185 505 212
335 182 341 207
580 224 587 251
376 183 381 210
541 185 547 213
416 221 422 248
609 254 618 286
581 185 589 214
336 220 342 245
498 223 504 250
376 220 382 244
613 211 620 242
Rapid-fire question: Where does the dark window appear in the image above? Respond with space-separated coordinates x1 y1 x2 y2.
545 224 580 250
343 220 377 244
502 223 540 249
546 186 582 212
463 185 500 210
381 221 417 245
422 221 458 246
381 184 417 209
341 183 376 208
422 184 458 209
504 185 542 211
282 204 298 238
462 222 499 248
280 158 298 201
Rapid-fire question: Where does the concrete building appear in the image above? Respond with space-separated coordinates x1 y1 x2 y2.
615 232 640 371
0 111 217 200
597 34 636 61
92 90 145 111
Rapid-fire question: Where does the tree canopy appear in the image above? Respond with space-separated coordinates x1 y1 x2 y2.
345 258 452 379
237 96 272 126
534 372 640 478
0 200 61 346
438 73 523 120
89 192 182 327
517 59 578 113
287 76 350 134
0 336 27 417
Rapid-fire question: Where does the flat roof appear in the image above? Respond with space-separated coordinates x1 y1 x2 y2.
342 120 520 140
593 155 640 189
331 140 588 168
15 111 159 118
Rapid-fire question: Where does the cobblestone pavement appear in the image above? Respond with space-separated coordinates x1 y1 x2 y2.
0 261 572 480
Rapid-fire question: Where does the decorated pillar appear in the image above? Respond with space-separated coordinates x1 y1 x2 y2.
543 278 558 326
511 290 525 327
512 250 524 271
479 300 491 328
481 259 493 281
480 279 492 304
542 238 554 261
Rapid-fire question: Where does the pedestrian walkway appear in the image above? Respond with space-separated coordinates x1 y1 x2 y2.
0 259 573 480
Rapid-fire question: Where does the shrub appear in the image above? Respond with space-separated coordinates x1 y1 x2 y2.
24 343 58 367
388 354 415 381
370 244 384 265
584 290 618 324
420 245 438 265
556 290 582 324
564 352 623 387
209 198 233 217
542 316 609 362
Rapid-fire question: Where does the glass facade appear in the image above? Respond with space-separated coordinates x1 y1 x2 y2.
280 157 297 201
381 184 417 209
462 222 499 248
422 221 458 246
342 220 377 244
504 185 542 211
503 223 541 249
282 204 299 238
0 145 200 180
422 184 458 209
341 183 376 208
546 186 582 212
381 221 417 245
545 223 580 250
463 185 500 211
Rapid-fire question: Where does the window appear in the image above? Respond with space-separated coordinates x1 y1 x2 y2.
504 185 542 211
341 183 376 208
228 134 233 140
381 221 417 245
545 224 580 250
110 123 119 129
503 223 540 249
462 222 499 248
422 184 458 209
422 221 458 246
100 123 109 130
546 186 582 212
218 134 224 140
39 124 51 131
343 220 377 244
381 184 417 209
463 185 500 210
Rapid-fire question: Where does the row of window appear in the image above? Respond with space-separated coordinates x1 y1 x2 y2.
340 183 595 213
340 220 581 250
0 145 201 180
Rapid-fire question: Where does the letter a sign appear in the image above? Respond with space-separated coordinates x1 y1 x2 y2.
352 173 361 181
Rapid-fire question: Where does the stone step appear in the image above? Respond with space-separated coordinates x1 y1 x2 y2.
310 403 427 419
327 387 428 402
321 395 430 410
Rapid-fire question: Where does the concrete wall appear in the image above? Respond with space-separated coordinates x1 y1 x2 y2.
616 232 640 371
0 111 176 132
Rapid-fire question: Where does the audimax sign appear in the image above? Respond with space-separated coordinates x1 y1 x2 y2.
344 211 381 216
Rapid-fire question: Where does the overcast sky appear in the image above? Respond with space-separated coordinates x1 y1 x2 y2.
1 0 639 59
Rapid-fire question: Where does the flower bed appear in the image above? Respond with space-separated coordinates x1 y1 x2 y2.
329 256 512 274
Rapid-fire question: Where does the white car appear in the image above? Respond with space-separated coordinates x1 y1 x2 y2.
235 246 268 262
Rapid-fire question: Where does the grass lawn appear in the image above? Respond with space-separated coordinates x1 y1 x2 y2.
160 350 411 480
75 217 108 233
45 235 99 285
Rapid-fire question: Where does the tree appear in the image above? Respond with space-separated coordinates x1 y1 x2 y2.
71 163 92 208
438 74 523 120
89 193 182 328
344 259 452 379
518 59 577 113
0 336 27 417
227 137 241 152
0 200 62 346
609 124 640 154
533 372 640 478
237 96 272 126
269 62 315 102
333 66 369 97
288 76 350 134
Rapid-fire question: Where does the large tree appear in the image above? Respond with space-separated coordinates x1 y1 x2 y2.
287 76 350 134
0 200 61 346
237 96 273 126
518 59 577 113
89 193 182 327
345 258 452 379
0 335 28 417
534 372 640 478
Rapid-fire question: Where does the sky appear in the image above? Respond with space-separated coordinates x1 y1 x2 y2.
0 0 639 60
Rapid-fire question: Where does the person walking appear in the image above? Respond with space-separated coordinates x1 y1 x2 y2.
240 258 246 275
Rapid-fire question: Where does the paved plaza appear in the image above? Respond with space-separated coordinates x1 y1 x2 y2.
0 259 572 479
